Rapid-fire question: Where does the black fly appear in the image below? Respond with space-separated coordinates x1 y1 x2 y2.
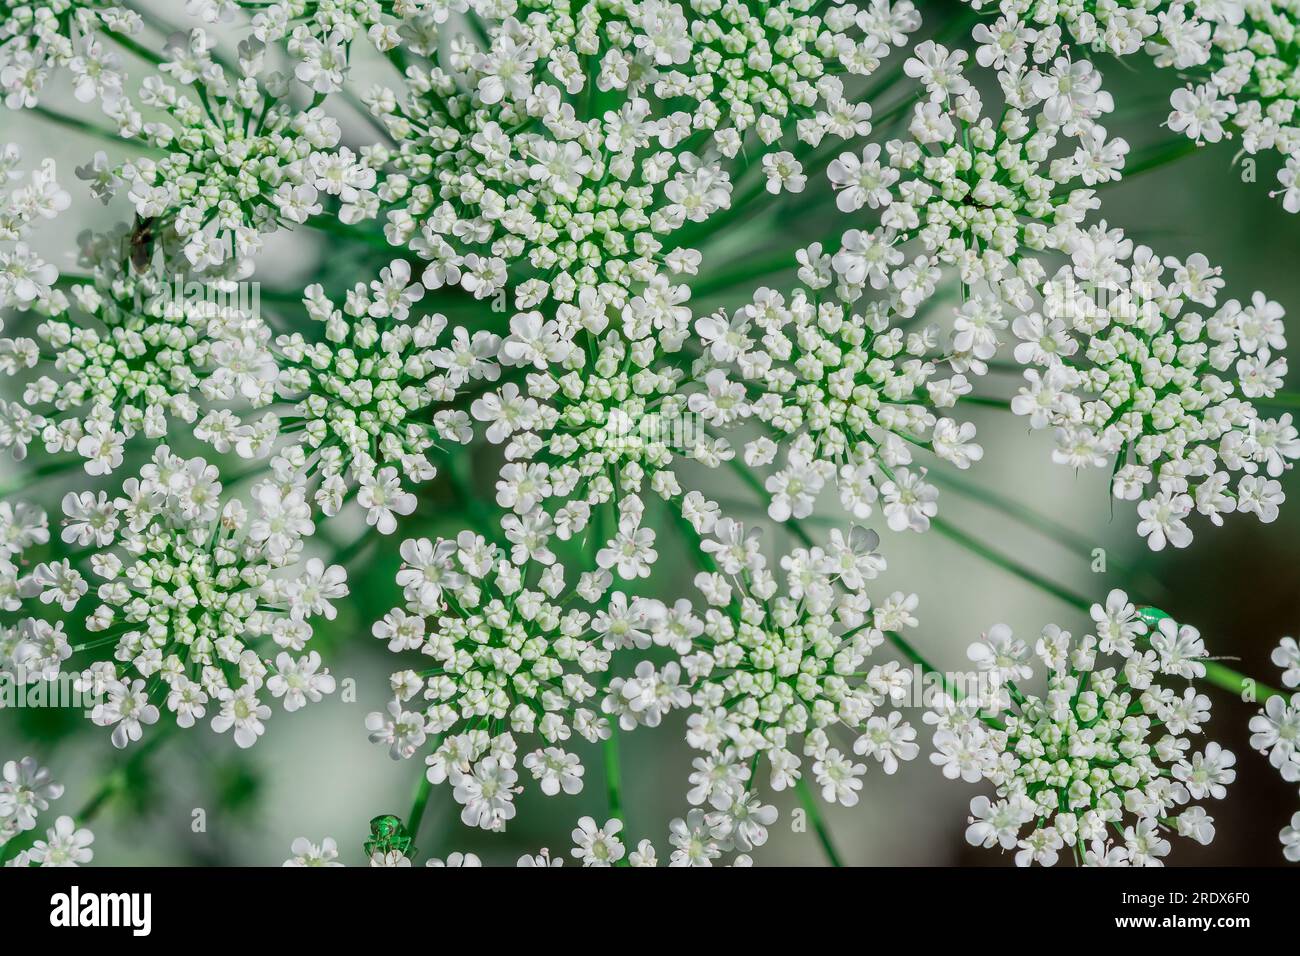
129 215 156 272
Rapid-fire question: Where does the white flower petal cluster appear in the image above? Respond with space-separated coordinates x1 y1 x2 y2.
0 447 346 750
0 755 94 867
963 0 1300 211
0 143 70 312
103 28 367 272
1247 636 1300 861
267 260 500 529
530 808 766 867
1008 240 1297 548
671 516 922 807
700 268 983 529
0 1 133 109
931 592 1234 866
348 1 921 313
366 529 684 830
1 240 276 474
840 40 1123 293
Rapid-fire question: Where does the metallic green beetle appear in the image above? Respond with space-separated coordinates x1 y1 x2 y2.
365 814 415 860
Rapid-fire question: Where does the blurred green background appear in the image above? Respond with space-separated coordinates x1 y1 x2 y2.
2 3 1299 865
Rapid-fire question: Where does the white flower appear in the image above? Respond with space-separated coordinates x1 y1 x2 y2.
284 837 343 867
570 816 625 866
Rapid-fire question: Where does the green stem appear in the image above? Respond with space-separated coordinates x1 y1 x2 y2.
0 456 88 498
888 628 961 699
304 214 396 251
958 394 1012 410
405 771 434 858
603 729 624 821
795 776 844 867
105 28 166 66
0 726 172 866
1257 391 1300 410
1202 660 1287 704
30 105 153 152
1120 138 1199 180
930 514 1091 613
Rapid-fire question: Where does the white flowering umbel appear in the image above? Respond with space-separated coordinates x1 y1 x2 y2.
365 530 676 830
1008 239 1297 549
0 499 54 681
673 518 921 811
364 30 732 315
832 41 1122 295
700 269 984 530
1247 637 1300 861
347 0 922 313
1 236 277 475
0 755 94 867
931 593 1235 866
0 447 346 749
0 1 132 109
266 260 500 530
104 28 366 272
201 0 403 95
962 0 1300 212
0 143 70 314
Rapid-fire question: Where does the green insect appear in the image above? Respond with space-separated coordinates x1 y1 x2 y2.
364 814 415 860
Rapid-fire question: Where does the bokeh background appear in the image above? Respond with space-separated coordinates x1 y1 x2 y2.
2 1 1299 865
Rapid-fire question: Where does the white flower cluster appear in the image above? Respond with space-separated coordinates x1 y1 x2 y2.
1009 241 1297 549
0 238 276 474
1 0 1296 866
103 28 370 272
1 755 94 867
192 0 402 95
1248 636 1300 861
266 260 500 530
963 0 1300 211
816 47 1296 546
669 519 922 809
932 592 1234 866
859 39 1123 287
366 529 680 830
700 273 982 530
0 446 347 749
289 808 766 866
0 143 70 312
0 0 133 109
349 0 922 313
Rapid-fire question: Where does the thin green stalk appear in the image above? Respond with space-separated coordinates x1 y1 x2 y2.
1120 138 1200 180
405 771 435 856
1257 391 1300 409
105 28 166 66
931 513 1091 613
1202 660 1287 704
30 106 153 153
304 214 397 251
888 628 961 699
0 727 172 865
688 247 795 300
0 455 89 498
75 728 171 821
603 729 624 821
795 776 845 867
